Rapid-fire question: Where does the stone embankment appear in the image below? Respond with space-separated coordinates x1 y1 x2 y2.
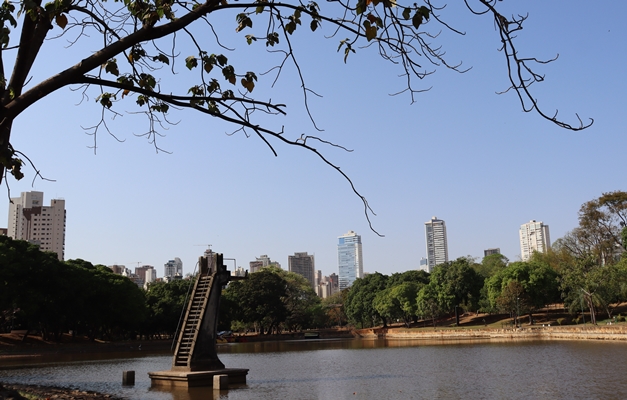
354 325 627 342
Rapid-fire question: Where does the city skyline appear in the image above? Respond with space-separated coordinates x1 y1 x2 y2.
0 1 622 279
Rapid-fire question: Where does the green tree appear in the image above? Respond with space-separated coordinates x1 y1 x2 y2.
576 191 627 265
0 237 147 340
345 272 388 328
485 259 559 323
373 287 399 326
476 253 509 279
387 270 430 287
224 269 288 334
416 283 446 328
428 258 483 313
321 290 348 328
0 236 68 338
263 266 322 331
559 256 627 323
145 279 193 337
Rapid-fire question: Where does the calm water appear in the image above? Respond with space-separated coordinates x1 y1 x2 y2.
1 339 626 399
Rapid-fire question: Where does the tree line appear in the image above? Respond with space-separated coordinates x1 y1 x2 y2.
2 191 626 340
0 237 334 339
344 191 627 328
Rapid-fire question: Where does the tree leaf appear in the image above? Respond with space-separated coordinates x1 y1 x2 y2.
153 53 170 65
55 13 68 29
365 25 377 41
216 54 228 66
185 56 198 70
104 60 119 76
402 8 411 20
412 12 423 29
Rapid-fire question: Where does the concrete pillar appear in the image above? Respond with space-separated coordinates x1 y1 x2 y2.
213 374 228 390
123 371 135 385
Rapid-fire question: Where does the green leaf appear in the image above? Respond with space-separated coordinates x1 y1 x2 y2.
139 73 156 89
236 13 253 32
343 46 355 63
208 79 220 93
245 34 257 45
96 93 115 109
151 103 170 113
136 95 148 107
310 20 318 32
222 65 236 85
355 0 366 15
412 12 422 29
153 53 170 65
402 7 411 20
285 21 296 35
216 54 228 66
185 56 198 70
103 60 119 76
266 32 279 47
418 5 430 20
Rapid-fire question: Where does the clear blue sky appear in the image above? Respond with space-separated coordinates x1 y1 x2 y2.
2 2 625 277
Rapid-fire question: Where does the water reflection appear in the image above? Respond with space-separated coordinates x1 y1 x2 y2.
2 339 627 400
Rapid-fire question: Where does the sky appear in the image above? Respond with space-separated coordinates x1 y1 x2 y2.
1 1 625 278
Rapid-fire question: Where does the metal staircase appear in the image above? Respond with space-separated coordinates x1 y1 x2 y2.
172 274 213 369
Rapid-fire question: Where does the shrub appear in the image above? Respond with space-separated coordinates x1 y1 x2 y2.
557 318 566 326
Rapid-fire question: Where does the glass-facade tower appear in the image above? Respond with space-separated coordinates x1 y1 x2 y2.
338 230 363 290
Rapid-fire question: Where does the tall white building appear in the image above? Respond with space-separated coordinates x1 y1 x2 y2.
425 217 448 272
7 191 66 260
338 230 363 290
164 257 183 277
519 220 551 261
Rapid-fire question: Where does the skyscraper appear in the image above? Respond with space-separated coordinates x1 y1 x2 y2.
7 191 66 260
484 248 501 257
519 220 551 261
249 254 280 273
338 230 363 290
288 252 315 288
164 257 183 277
425 217 448 272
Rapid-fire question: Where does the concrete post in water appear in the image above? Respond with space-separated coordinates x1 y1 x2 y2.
123 370 135 385
213 374 228 390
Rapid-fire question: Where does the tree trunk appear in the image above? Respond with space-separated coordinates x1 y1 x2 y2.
0 120 13 185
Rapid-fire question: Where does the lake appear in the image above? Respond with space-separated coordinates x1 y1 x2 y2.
1 338 626 399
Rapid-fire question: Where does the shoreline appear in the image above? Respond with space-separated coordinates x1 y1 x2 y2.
3 325 627 360
354 324 627 341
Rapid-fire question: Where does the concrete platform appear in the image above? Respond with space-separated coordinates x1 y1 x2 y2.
149 368 249 388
